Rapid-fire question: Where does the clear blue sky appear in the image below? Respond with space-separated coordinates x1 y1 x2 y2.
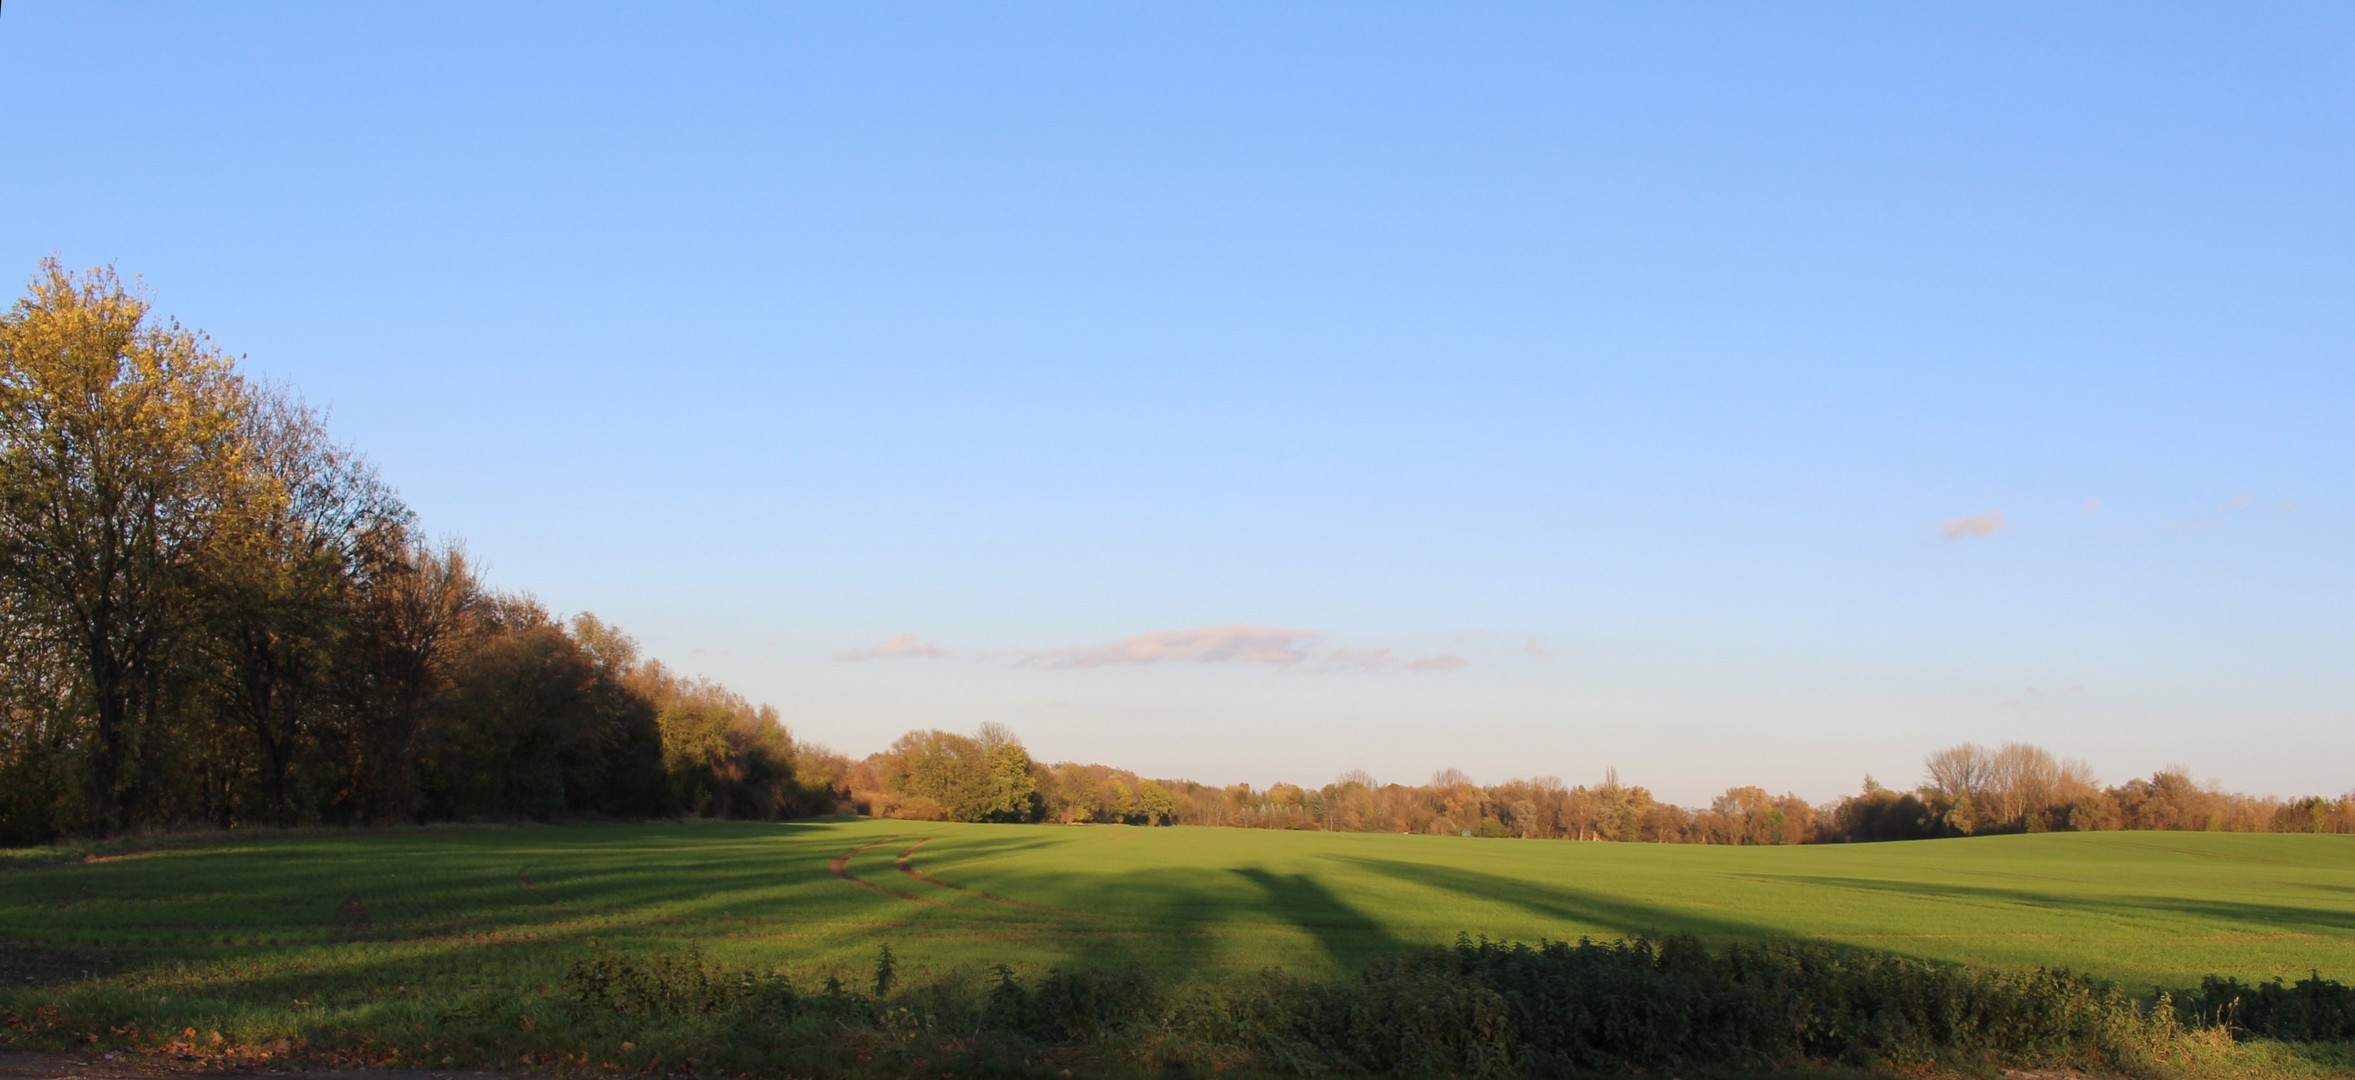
4 3 2348 803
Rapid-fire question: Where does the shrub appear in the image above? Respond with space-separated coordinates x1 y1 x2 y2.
563 944 796 1020
548 935 2322 1078
2180 972 2355 1042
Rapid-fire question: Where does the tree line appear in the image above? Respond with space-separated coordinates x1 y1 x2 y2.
3 262 2345 845
845 729 2355 843
0 262 833 842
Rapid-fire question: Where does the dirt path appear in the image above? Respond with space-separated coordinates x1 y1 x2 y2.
826 838 948 907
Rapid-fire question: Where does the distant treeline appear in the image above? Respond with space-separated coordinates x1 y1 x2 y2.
0 262 833 843
839 727 2355 843
2 262 2347 846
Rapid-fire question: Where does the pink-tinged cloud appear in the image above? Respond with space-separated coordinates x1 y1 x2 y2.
838 632 947 661
1016 626 1317 669
1308 647 1395 673
1402 654 1470 671
1014 627 1471 673
1937 509 2006 539
1297 648 1470 673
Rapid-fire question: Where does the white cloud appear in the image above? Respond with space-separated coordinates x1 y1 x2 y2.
1937 509 2006 539
838 632 947 661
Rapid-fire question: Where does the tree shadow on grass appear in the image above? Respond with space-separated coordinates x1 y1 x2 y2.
1229 867 1403 965
885 834 1070 875
1334 855 1786 945
1762 874 2355 938
862 861 1412 980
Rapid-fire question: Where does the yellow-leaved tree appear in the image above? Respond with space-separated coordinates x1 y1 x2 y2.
0 260 267 833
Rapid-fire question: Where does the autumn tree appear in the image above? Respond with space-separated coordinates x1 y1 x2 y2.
0 262 824 835
976 722 1043 823
1921 741 2099 835
1829 776 1934 842
326 535 478 822
881 729 992 821
0 262 263 833
197 388 407 825
0 587 76 842
416 599 669 819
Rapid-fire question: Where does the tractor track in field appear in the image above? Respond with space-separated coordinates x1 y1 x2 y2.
891 839 1074 914
827 838 949 907
515 866 558 906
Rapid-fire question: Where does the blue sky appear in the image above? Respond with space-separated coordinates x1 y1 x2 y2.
4 3 2348 802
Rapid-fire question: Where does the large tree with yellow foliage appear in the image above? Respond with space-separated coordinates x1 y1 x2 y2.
0 261 265 832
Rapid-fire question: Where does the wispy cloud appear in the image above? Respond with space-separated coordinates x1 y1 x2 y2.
838 632 947 661
1299 647 1471 673
1012 626 1467 674
1305 646 1395 673
2218 494 2297 514
2165 494 2298 532
1015 626 1315 669
1937 509 2006 539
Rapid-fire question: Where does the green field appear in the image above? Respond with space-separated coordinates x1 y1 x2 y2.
4 818 2352 1005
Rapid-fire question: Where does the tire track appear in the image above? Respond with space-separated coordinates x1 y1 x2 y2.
829 837 950 907
892 839 1088 915
517 866 558 906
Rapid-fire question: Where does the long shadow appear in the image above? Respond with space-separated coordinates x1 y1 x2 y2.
431 825 1047 926
830 863 1234 983
1765 874 2355 937
0 822 949 955
10 835 1077 1008
1335 855 1785 944
890 834 1069 868
94 861 1295 1012
894 839 1082 914
13 826 1734 1013
0 823 902 982
1230 867 1403 965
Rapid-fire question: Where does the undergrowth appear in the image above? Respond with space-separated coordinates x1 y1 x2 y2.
6 935 2353 1078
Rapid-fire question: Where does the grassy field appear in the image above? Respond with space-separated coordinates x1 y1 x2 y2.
3 818 2351 1005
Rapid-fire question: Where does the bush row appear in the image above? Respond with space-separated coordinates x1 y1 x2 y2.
553 935 2354 1077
